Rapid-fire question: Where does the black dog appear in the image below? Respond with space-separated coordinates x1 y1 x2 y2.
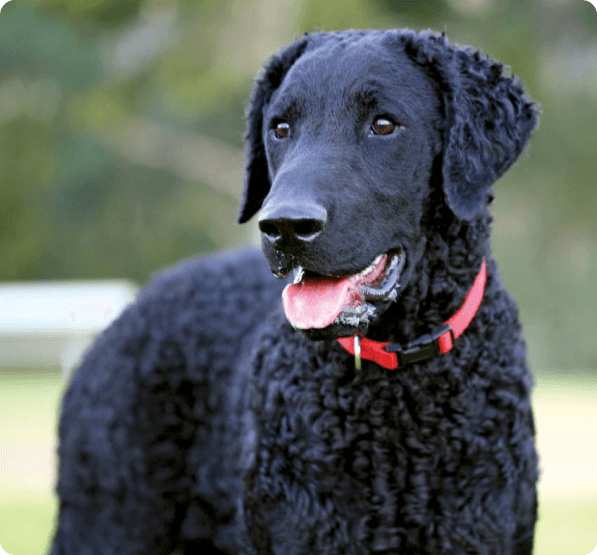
51 29 538 555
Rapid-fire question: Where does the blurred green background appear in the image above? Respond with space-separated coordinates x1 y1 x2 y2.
0 0 595 553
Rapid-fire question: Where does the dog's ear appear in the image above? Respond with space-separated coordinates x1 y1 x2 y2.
403 31 539 220
441 46 539 220
238 37 310 224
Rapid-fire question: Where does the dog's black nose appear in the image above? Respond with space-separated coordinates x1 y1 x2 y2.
258 202 327 247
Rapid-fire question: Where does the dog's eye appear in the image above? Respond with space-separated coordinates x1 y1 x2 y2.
273 122 291 139
371 118 398 136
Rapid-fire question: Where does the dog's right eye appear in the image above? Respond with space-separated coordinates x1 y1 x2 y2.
273 122 291 139
371 118 398 136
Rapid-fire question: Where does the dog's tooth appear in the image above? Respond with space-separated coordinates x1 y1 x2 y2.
361 252 405 301
341 304 367 316
359 254 384 278
293 267 305 284
359 262 374 277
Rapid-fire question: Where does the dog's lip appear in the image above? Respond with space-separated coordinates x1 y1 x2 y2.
332 250 405 325
290 248 404 284
359 250 406 301
291 258 386 284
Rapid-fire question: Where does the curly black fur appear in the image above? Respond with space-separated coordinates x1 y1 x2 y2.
50 29 538 555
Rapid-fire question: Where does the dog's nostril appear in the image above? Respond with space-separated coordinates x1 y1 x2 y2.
294 219 325 239
259 221 282 239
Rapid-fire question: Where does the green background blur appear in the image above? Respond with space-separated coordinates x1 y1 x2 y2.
0 0 596 371
0 0 597 371
0 0 596 553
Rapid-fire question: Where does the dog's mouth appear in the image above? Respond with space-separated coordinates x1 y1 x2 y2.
281 249 406 332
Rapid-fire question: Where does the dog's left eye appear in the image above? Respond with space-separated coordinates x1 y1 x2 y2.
273 122 291 139
371 118 398 136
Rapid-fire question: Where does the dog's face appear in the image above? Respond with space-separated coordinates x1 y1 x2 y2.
259 37 442 339
240 30 537 341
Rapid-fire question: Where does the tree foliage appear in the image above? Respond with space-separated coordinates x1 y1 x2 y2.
0 0 595 370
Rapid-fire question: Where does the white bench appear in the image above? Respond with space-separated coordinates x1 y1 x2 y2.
0 280 138 377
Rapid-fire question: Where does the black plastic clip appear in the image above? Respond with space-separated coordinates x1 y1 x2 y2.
384 323 453 367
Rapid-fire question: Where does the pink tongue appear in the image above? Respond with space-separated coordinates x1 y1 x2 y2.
281 255 388 329
282 274 363 329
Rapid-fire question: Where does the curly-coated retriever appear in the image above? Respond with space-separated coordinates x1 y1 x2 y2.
51 29 539 555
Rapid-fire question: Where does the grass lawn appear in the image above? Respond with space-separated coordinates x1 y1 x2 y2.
0 368 62 555
0 367 596 555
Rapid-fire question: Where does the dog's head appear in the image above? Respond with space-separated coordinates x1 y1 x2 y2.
239 30 537 340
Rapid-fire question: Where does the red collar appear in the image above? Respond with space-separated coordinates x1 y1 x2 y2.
336 259 487 370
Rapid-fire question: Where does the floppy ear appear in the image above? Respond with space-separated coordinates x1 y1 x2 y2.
238 36 310 224
403 31 539 220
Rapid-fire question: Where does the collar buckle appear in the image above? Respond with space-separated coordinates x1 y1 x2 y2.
384 323 453 366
